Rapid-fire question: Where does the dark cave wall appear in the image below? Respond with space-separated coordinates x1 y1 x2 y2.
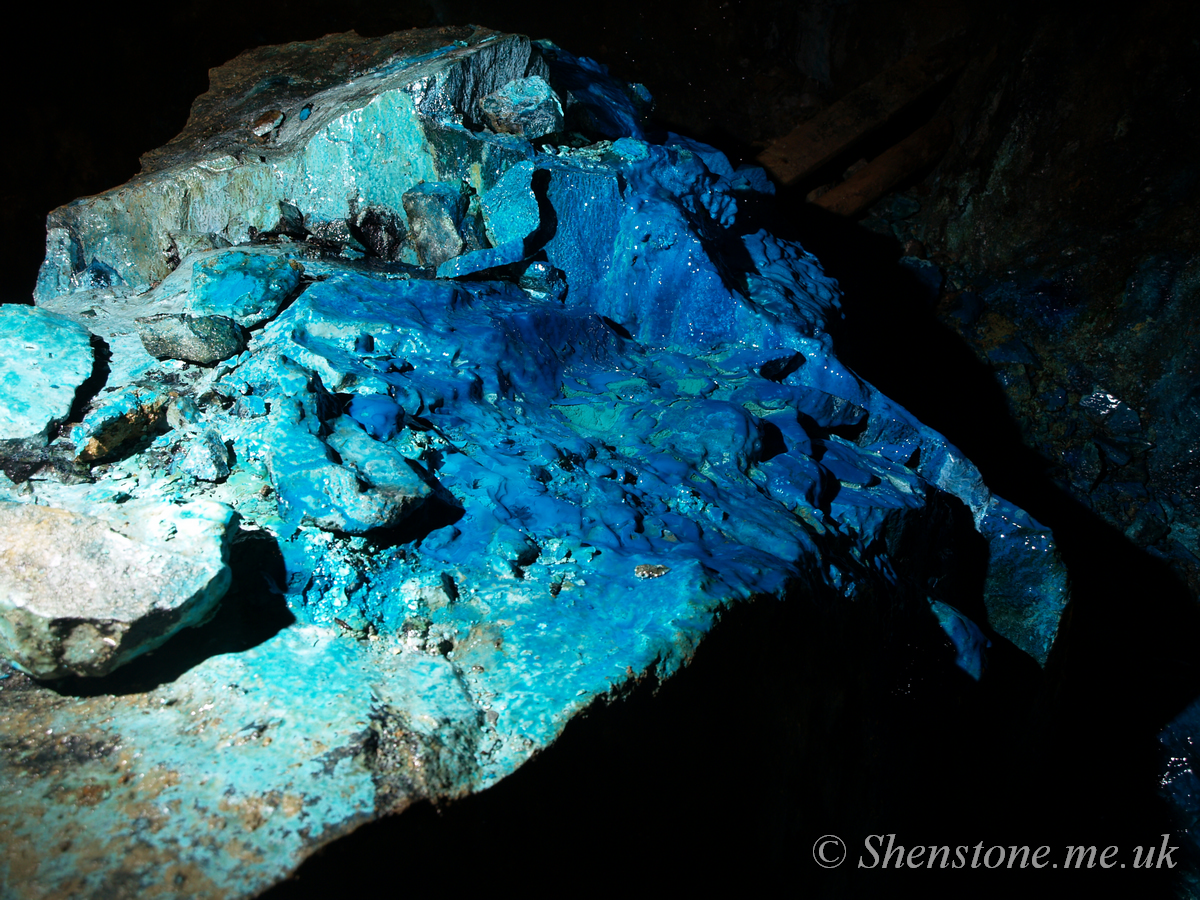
911 2 1200 594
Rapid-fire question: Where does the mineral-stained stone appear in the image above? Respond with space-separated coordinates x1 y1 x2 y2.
478 74 564 138
480 160 542 246
263 386 441 533
187 250 303 327
71 385 169 462
352 204 406 260
179 427 232 481
928 597 990 681
136 312 246 364
164 229 232 268
348 393 404 439
0 305 93 446
1 25 1072 900
0 499 234 678
402 181 469 267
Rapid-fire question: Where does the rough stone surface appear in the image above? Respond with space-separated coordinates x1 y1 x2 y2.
402 182 469 268
352 205 406 261
3 25 1072 900
32 26 534 301
480 160 542 246
187 251 303 327
72 386 169 462
0 306 93 445
136 313 246 364
898 7 1200 599
479 75 564 138
0 500 234 678
179 428 232 481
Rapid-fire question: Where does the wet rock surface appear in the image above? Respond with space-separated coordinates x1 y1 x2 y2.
0 22 1076 899
478 74 564 138
188 251 303 327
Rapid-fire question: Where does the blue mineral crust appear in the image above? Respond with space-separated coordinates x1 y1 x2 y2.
1 25 1069 899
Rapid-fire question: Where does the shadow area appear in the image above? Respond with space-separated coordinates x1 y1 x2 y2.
773 197 1200 886
50 528 295 698
260 571 1002 896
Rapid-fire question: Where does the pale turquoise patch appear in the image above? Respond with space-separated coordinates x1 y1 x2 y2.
188 251 303 328
0 306 93 443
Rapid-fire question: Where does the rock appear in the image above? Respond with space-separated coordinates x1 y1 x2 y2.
0 499 235 678
179 429 232 481
537 42 650 140
352 205 406 261
435 240 529 279
235 394 269 418
34 27 542 301
72 258 125 291
166 394 202 431
187 251 303 328
977 496 1069 666
308 218 361 253
1159 695 1200 879
517 260 567 300
261 362 438 533
72 386 169 462
348 394 403 439
251 109 285 137
480 160 544 248
263 200 308 239
164 230 232 269
136 313 246 364
986 337 1035 366
402 182 468 268
0 306 93 446
478 75 564 139
4 26 1076 900
928 597 990 680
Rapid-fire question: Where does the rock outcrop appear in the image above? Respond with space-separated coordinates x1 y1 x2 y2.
0 25 1071 899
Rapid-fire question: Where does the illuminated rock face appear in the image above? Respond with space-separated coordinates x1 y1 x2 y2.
0 500 234 678
1 25 1067 898
0 306 93 447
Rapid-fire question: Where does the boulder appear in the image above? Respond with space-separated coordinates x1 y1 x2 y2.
402 182 469 268
4 25 1077 899
135 312 246 364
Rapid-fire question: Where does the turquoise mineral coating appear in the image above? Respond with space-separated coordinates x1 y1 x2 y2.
0 305 93 444
187 250 303 327
480 160 541 246
0 25 1070 898
929 597 992 681
348 393 404 439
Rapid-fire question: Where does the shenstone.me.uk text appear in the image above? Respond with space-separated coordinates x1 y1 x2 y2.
857 834 1179 870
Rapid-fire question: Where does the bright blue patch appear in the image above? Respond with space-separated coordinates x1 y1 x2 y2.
348 393 403 439
929 598 991 681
